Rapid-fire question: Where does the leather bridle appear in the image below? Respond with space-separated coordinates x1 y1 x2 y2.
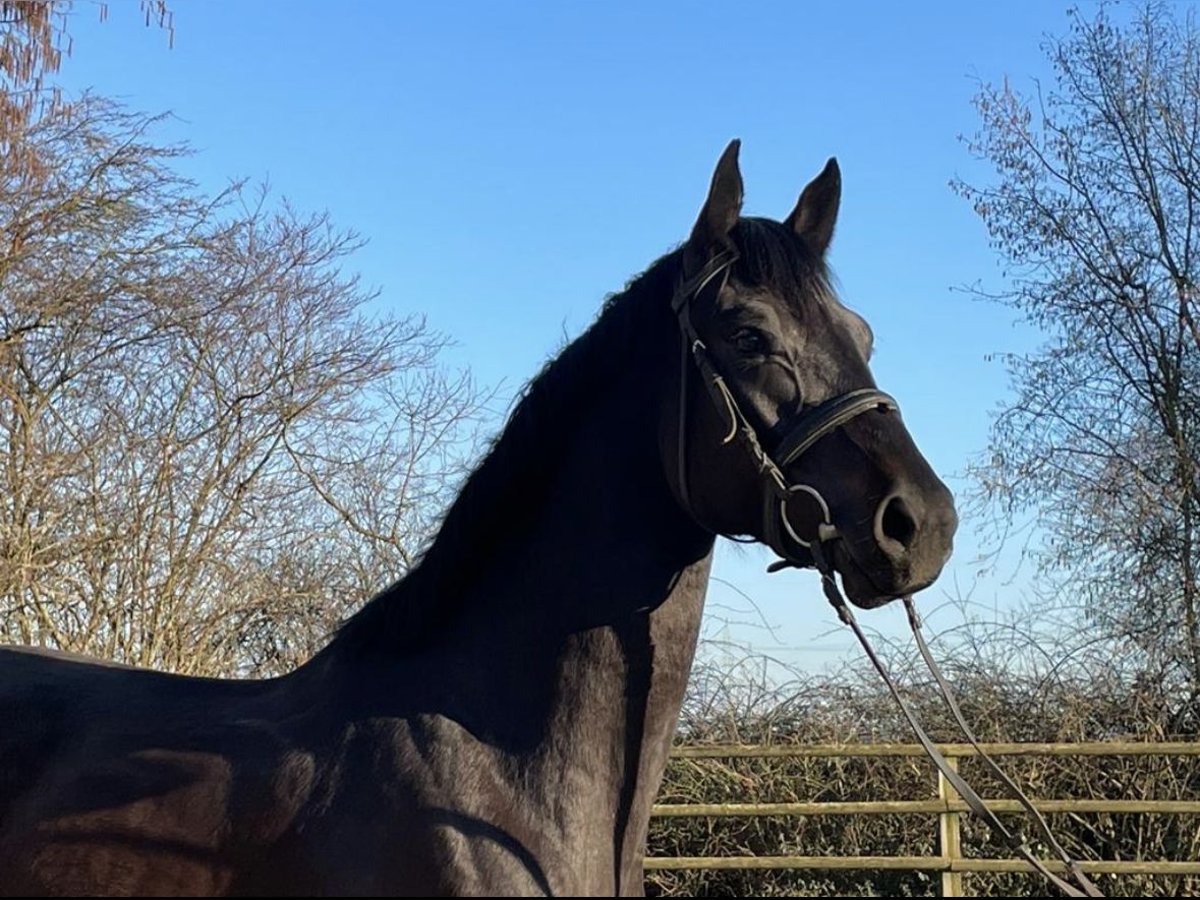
670 247 896 562
669 248 1105 898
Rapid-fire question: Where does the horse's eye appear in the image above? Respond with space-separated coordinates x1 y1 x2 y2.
732 328 768 356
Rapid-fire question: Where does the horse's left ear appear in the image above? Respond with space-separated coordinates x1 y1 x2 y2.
785 157 841 257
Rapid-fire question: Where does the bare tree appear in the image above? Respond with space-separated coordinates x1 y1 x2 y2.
955 0 1200 719
0 94 487 676
2 1 172 180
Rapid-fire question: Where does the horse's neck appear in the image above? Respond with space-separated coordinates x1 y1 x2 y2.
389 373 714 884
482 383 713 884
435 373 713 736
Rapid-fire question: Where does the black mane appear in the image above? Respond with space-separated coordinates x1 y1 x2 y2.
332 250 681 652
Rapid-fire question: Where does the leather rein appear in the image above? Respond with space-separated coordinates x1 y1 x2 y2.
670 249 1104 898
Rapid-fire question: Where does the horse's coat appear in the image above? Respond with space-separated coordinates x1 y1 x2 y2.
0 143 956 896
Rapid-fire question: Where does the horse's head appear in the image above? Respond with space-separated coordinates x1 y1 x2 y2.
664 140 957 608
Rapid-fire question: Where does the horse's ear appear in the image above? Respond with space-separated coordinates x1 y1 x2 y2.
687 139 743 259
785 157 841 257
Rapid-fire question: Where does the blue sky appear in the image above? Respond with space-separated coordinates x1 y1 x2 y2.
52 0 1116 672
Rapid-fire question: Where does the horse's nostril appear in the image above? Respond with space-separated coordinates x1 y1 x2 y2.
879 495 917 549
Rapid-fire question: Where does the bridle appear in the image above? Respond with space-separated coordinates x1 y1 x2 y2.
669 248 1105 899
669 247 897 560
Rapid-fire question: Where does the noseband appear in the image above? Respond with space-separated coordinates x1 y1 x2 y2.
670 248 897 565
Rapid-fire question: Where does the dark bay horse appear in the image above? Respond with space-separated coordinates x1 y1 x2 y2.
0 142 956 896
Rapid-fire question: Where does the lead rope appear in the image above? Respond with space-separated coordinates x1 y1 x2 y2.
806 541 1104 898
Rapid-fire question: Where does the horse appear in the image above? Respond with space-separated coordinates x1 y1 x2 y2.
0 141 957 896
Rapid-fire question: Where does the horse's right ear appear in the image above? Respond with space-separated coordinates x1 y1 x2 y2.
685 140 743 268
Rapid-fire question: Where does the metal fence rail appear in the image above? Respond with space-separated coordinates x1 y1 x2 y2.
647 741 1200 896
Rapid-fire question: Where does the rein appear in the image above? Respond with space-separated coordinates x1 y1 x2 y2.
672 249 1105 898
810 542 1104 898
